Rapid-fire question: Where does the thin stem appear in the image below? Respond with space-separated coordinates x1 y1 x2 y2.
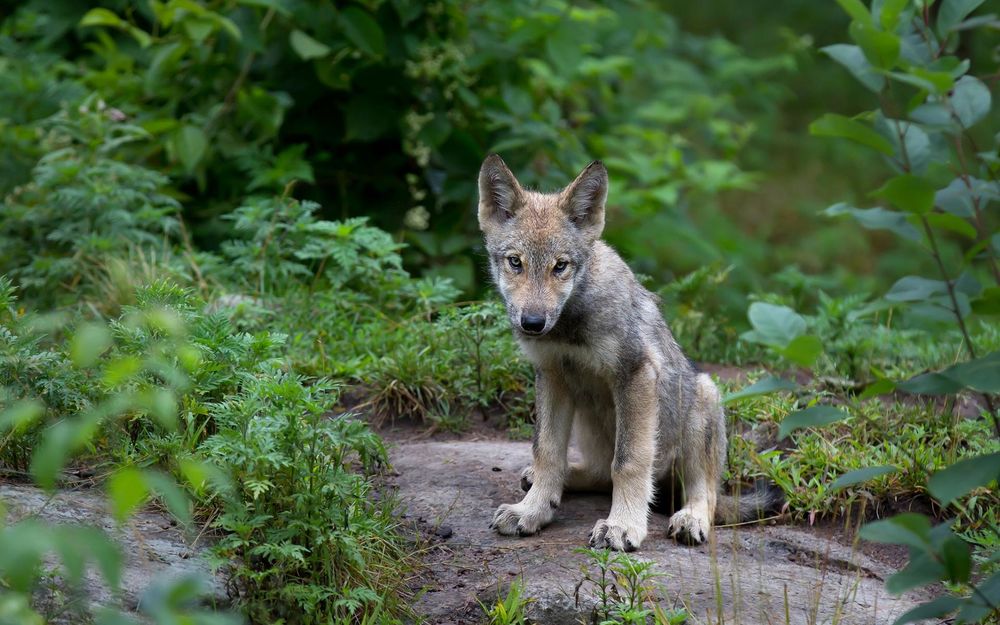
919 216 1000 438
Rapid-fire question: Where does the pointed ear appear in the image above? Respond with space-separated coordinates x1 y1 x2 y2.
561 161 607 238
478 154 523 232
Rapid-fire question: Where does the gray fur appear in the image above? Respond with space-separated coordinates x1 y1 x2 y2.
479 155 778 550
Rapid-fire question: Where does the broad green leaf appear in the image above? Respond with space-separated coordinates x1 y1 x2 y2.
881 118 931 173
940 535 970 584
928 452 1000 505
972 286 1000 315
722 376 797 405
909 103 952 126
823 203 920 241
859 378 896 399
781 334 823 367
897 371 963 394
145 471 192 527
892 596 961 625
779 405 849 439
107 467 149 523
860 513 932 549
941 351 1000 392
545 26 579 74
886 551 945 593
879 0 911 29
872 174 936 214
922 212 976 239
289 29 330 60
937 0 986 35
950 75 991 128
237 0 293 16
338 6 386 57
79 8 124 28
888 67 953 93
810 114 894 155
831 465 899 491
837 0 875 25
821 44 886 92
742 302 806 347
0 399 44 434
172 125 207 173
884 275 948 301
69 323 111 368
849 22 900 69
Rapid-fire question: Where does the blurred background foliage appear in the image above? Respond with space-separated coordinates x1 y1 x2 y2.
4 0 995 313
1 1 999 623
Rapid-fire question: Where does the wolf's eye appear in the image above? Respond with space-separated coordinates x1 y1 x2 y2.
553 259 569 273
507 256 522 271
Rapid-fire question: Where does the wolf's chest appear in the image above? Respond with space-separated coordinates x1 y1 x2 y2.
517 334 619 378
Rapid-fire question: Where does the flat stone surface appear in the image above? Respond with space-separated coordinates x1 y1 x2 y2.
391 441 926 625
0 481 224 616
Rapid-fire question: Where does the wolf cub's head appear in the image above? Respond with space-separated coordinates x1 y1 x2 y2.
477 154 607 337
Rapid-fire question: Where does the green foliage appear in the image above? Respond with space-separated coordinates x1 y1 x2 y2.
0 105 179 300
202 374 410 622
479 578 533 625
574 548 688 625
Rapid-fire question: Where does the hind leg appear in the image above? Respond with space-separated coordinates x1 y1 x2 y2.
667 374 726 545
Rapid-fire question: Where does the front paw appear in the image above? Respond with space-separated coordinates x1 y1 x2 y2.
667 507 711 545
490 503 552 537
588 518 646 552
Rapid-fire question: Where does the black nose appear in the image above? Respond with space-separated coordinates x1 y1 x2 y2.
520 313 546 334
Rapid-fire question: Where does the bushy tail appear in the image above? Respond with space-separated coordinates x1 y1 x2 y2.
714 480 784 525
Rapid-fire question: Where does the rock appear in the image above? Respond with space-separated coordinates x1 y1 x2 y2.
0 481 225 617
390 441 927 625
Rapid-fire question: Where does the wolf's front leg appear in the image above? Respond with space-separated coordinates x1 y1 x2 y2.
491 368 573 536
589 363 658 552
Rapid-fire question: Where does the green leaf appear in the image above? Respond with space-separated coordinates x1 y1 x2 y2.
79 8 125 28
823 203 921 241
871 174 936 214
237 0 293 16
289 29 330 60
821 44 886 92
338 6 386 57
937 0 986 35
172 125 207 173
922 213 976 239
879 0 911 29
145 471 192 527
927 452 1000 506
779 405 849 439
884 276 948 302
897 371 963 394
810 114 894 155
972 286 1000 315
831 465 899 491
940 535 970 584
860 513 932 549
950 75 991 128
743 302 806 348
837 0 875 25
886 551 945 593
781 335 823 367
849 22 900 69
721 376 797 405
891 596 961 625
69 323 112 368
108 467 149 523
0 399 44 434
